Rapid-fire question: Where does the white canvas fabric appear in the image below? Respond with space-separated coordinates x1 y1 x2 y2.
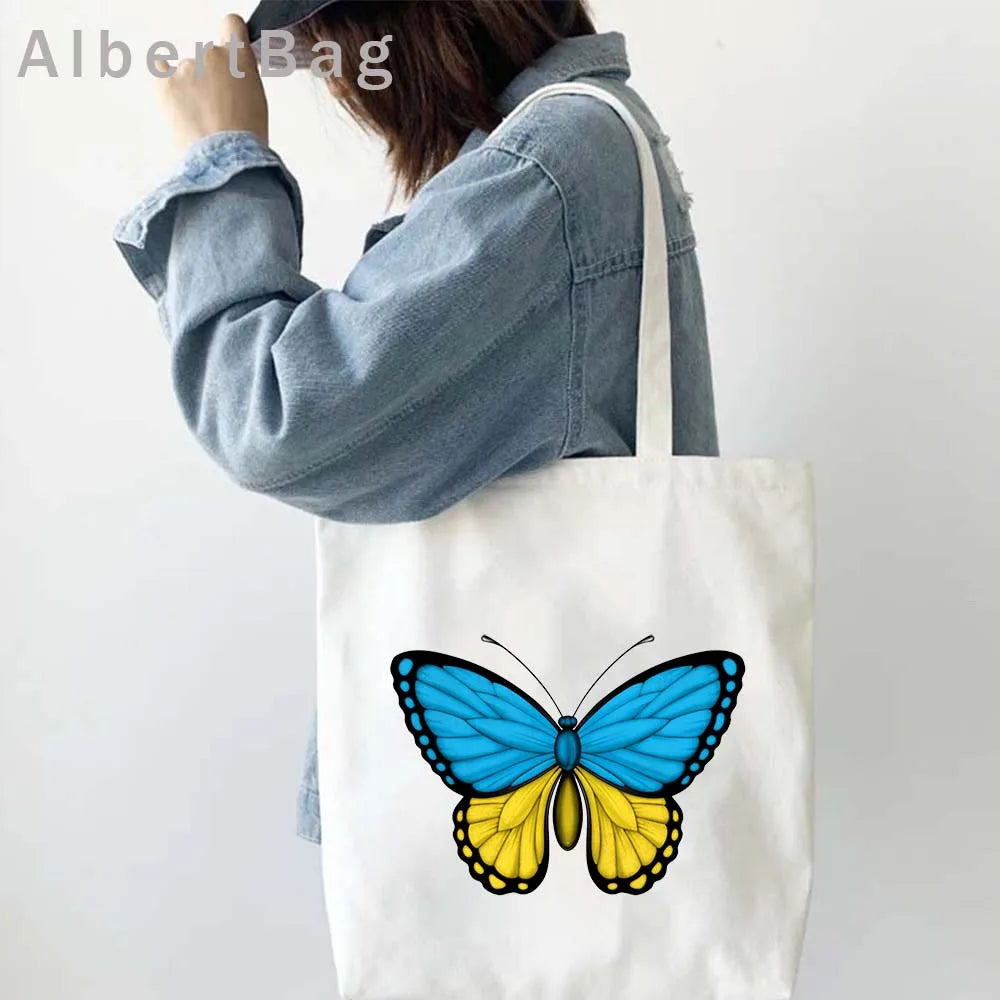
314 81 815 1000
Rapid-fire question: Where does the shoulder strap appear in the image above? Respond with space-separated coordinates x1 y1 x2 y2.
492 81 674 458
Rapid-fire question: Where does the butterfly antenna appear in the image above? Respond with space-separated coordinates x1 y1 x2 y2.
481 635 562 716
571 634 655 717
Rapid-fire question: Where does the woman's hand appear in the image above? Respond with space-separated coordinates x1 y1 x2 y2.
153 14 269 149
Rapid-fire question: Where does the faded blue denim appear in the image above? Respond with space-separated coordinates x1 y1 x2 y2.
113 31 718 845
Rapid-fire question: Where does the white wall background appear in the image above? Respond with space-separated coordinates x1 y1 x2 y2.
2 1 997 997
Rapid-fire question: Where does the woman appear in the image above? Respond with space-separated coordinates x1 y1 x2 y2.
114 0 718 847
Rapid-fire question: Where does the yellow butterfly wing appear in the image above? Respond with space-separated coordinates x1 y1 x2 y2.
575 767 683 894
452 766 560 895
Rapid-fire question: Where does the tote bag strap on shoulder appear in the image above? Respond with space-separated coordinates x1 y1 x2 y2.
491 80 675 458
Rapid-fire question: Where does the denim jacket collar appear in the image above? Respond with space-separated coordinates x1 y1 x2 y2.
458 30 631 156
364 31 631 244
497 30 630 112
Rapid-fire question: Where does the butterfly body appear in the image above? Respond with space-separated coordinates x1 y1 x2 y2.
391 647 744 896
553 723 581 770
552 771 583 850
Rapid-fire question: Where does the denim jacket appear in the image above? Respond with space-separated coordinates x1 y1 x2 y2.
113 31 718 844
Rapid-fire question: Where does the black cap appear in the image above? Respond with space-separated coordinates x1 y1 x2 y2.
247 2 340 40
247 2 342 67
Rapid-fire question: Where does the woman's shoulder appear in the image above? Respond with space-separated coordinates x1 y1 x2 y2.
398 80 695 277
474 80 692 268
486 84 643 194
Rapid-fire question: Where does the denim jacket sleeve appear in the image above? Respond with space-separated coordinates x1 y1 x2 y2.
113 130 573 522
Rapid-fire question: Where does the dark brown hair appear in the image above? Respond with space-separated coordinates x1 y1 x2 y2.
300 0 595 198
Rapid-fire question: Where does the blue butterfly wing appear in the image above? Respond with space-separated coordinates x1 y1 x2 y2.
576 651 744 796
391 651 558 796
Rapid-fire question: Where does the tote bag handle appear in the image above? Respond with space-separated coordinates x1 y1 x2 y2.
492 80 674 458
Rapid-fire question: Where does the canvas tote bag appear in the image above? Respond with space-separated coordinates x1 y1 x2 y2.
314 80 814 1000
